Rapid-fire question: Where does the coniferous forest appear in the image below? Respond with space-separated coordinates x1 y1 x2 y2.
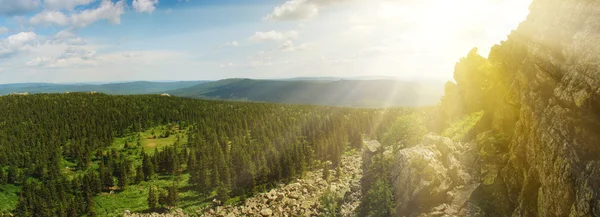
0 93 412 216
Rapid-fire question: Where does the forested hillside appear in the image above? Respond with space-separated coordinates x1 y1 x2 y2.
0 93 412 216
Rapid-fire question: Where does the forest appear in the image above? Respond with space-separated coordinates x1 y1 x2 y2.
0 93 413 216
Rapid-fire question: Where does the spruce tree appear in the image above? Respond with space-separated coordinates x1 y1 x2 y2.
322 162 330 182
166 184 178 206
0 168 5 184
135 165 145 184
158 190 168 207
147 186 157 210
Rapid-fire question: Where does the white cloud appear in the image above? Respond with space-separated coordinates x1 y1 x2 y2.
0 27 8 34
165 8 172 15
221 41 239 47
59 46 96 59
0 0 40 16
265 0 349 21
49 30 86 45
70 0 125 28
220 62 235 68
133 0 159 14
248 51 273 67
0 32 38 57
26 56 52 66
265 0 317 21
44 0 95 10
28 46 97 67
278 40 311 51
123 52 142 58
30 11 70 26
250 30 299 42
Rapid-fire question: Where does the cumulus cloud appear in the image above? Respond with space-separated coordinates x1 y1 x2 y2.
44 0 95 10
30 11 70 26
250 30 299 42
0 27 8 34
70 0 125 28
133 0 159 14
27 46 96 67
278 40 311 52
123 52 142 58
60 46 96 59
0 32 38 57
221 41 239 47
220 62 235 68
265 0 318 21
265 0 349 21
49 30 86 45
248 51 273 67
26 56 53 66
0 0 40 16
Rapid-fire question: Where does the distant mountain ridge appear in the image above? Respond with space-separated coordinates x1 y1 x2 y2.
168 78 444 107
0 78 445 107
0 81 209 95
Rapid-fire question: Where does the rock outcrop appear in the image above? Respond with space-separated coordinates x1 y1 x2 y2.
390 134 480 217
416 0 600 216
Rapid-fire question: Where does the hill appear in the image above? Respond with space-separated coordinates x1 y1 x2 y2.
0 81 208 95
0 93 411 216
169 79 445 107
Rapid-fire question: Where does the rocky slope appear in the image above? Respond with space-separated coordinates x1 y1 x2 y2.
126 153 362 217
401 0 600 216
200 153 361 217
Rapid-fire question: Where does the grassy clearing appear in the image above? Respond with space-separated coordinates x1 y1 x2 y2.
95 174 211 216
95 125 213 216
111 125 188 154
0 184 19 214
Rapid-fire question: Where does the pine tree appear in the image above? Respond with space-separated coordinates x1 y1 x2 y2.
158 190 168 207
117 166 128 190
216 181 230 202
336 165 342 180
0 168 6 184
7 166 18 184
147 186 157 210
142 153 155 180
101 163 114 190
322 162 330 182
135 165 145 184
166 184 178 206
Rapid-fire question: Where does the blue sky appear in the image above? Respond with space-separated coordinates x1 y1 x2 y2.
0 0 532 83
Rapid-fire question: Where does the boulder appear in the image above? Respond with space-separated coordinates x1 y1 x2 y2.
260 208 273 216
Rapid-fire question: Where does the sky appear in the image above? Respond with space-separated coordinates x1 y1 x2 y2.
0 0 533 84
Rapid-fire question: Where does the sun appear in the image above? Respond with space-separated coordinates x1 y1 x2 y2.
374 0 531 57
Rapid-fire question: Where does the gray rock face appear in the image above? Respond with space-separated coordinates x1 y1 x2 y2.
362 140 382 173
390 134 480 217
421 0 600 216
491 0 600 216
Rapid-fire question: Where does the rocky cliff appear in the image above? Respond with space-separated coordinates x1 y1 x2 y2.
394 0 600 216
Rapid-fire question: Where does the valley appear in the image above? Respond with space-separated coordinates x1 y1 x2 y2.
0 93 412 216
